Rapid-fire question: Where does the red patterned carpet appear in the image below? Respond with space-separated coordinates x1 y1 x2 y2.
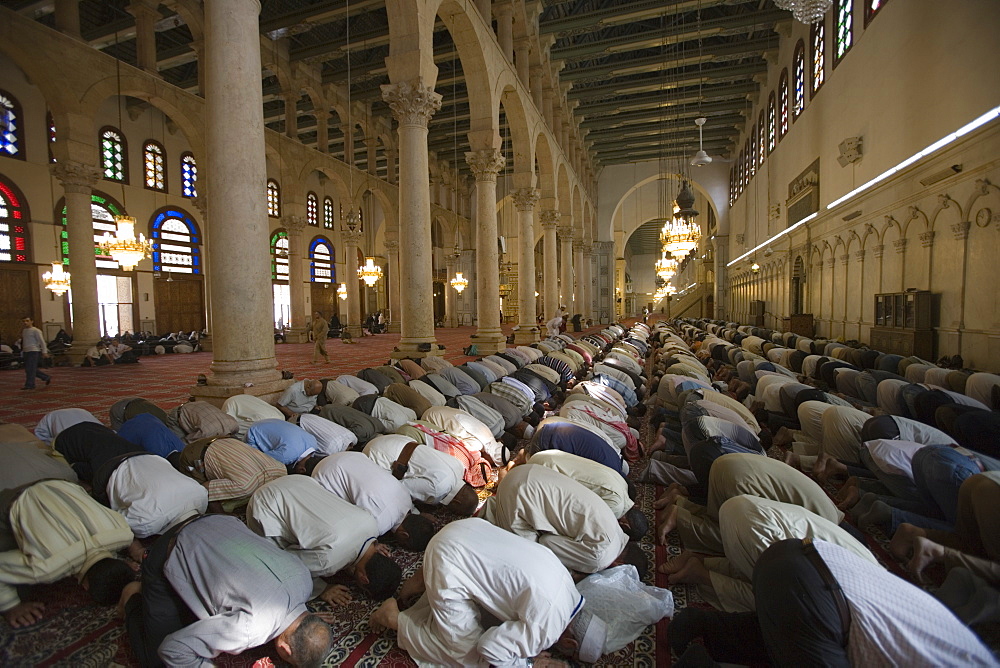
0 323 689 667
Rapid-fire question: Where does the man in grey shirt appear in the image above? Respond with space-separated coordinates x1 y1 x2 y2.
122 514 332 667
19 317 50 390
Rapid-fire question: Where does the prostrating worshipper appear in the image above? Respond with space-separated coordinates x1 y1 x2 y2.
450 394 506 440
306 451 435 551
669 538 997 667
397 421 493 490
245 418 322 472
33 407 102 445
0 479 134 627
222 393 285 438
384 382 433 419
122 514 332 667
336 374 379 397
277 379 324 418
436 366 481 395
167 400 240 444
108 397 169 431
481 463 645 579
116 412 185 460
370 518 609 666
317 403 386 446
321 378 361 406
422 405 504 464
660 495 877 613
290 412 358 455
352 394 417 432
177 436 286 510
246 475 402 605
54 422 208 538
518 417 627 478
362 434 479 516
0 423 78 496
357 368 394 394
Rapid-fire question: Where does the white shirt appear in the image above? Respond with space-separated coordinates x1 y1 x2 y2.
312 452 413 536
107 454 208 538
363 434 465 506
246 475 377 578
528 450 633 518
337 374 379 396
422 406 502 462
407 379 448 406
34 408 102 445
296 413 357 454
324 380 361 406
890 416 955 445
813 539 996 666
862 439 929 479
371 397 418 432
223 394 285 438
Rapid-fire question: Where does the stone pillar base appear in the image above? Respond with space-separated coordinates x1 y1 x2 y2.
63 338 100 367
469 332 506 355
390 342 445 360
511 327 540 345
189 377 292 408
198 335 213 352
284 327 309 344
387 322 401 333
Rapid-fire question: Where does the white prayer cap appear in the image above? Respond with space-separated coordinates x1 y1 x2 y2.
569 607 607 664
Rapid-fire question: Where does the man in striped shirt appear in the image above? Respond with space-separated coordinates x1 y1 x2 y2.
177 437 286 511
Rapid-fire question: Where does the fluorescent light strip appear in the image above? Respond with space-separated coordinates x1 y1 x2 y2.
726 106 1000 268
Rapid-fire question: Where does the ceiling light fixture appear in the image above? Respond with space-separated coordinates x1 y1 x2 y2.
773 0 833 25
690 117 712 166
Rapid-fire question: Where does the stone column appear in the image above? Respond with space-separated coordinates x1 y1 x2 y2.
315 109 329 153
514 39 530 88
615 256 626 320
573 239 586 322
51 162 100 365
466 148 506 353
475 0 491 24
513 188 540 344
581 244 594 323
366 135 377 175
283 215 308 343
543 88 555 131
341 227 363 337
541 210 559 318
127 0 159 75
190 39 207 97
54 0 82 40
444 250 459 328
192 194 214 351
381 80 442 358
714 234 729 320
497 3 514 62
342 123 354 167
195 0 285 403
284 93 297 138
529 68 544 111
384 239 401 333
559 223 574 314
386 146 398 185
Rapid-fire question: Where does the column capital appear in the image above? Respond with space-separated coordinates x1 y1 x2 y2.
574 240 590 254
512 188 540 211
540 209 560 227
465 148 506 182
50 161 101 191
283 215 307 234
384 239 399 252
557 226 575 241
342 227 363 246
380 80 442 128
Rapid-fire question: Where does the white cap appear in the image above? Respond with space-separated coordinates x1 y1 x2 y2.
569 608 607 664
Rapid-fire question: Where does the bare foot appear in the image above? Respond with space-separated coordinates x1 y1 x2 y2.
647 433 667 454
784 451 802 470
814 453 849 484
773 427 794 448
889 523 927 562
835 477 861 511
653 484 688 510
657 550 699 575
369 598 400 633
907 535 945 577
4 601 45 628
668 555 711 586
657 505 680 545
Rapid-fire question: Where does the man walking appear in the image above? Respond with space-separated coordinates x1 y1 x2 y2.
312 311 330 363
19 317 51 390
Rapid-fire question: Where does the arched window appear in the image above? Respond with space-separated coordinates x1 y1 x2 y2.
835 0 853 65
151 207 201 275
309 236 335 283
767 92 777 152
59 191 127 270
270 229 289 280
729 167 735 207
266 179 281 217
100 126 128 183
306 192 318 226
737 150 744 196
792 41 806 119
143 140 166 191
865 0 887 27
757 112 765 167
811 20 826 96
47 111 56 164
0 175 29 262
748 134 756 180
0 89 24 160
323 196 334 229
778 69 790 137
181 153 197 198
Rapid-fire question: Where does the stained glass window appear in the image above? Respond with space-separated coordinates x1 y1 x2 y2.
306 192 318 226
767 92 777 152
1 90 24 160
729 167 735 207
143 141 166 191
757 111 766 167
100 127 127 182
778 70 790 138
811 21 826 95
47 111 56 163
865 0 887 26
181 153 197 198
323 197 334 229
0 177 28 263
151 207 201 275
310 237 335 283
59 192 126 270
793 41 806 119
748 133 756 180
267 179 281 217
835 0 853 64
271 229 289 280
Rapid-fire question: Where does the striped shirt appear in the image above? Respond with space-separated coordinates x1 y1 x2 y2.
200 437 287 502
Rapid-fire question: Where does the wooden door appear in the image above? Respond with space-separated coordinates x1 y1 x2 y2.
310 283 336 321
0 266 35 347
153 276 205 335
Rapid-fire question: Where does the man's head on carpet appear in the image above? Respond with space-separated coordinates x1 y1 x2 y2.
82 557 134 605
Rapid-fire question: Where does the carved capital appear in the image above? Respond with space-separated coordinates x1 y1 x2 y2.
952 220 971 240
938 193 954 209
574 240 589 254
380 80 442 128
342 227 363 246
558 226 575 242
50 161 101 192
839 254 850 266
283 215 307 234
854 250 867 262
873 244 885 258
540 210 560 227
919 231 935 247
384 239 399 253
825 258 836 268
465 149 506 182
512 188 540 212
893 238 908 253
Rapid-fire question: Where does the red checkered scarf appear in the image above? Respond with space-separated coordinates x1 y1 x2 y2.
412 423 490 487
579 405 641 462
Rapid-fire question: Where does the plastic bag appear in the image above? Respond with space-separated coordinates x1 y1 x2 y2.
576 565 674 653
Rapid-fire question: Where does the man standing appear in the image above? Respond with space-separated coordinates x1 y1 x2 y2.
312 312 330 364
19 317 51 390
